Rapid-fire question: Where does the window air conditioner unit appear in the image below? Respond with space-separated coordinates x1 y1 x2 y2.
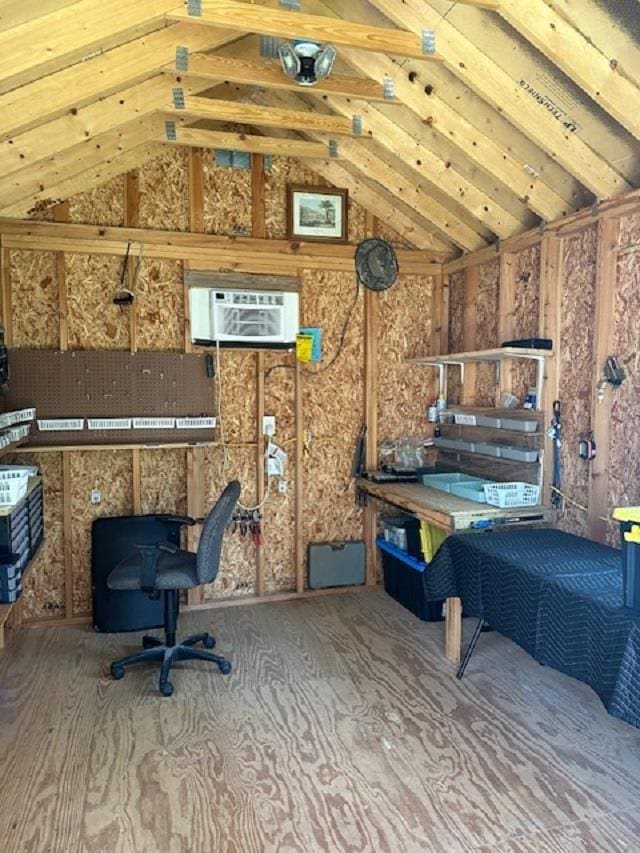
189 288 299 348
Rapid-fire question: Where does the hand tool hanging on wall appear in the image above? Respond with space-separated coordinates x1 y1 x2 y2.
113 240 144 307
550 400 563 509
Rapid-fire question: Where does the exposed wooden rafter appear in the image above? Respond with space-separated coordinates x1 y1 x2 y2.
168 95 367 136
161 126 336 159
167 0 444 62
362 0 632 199
0 0 177 96
496 0 640 141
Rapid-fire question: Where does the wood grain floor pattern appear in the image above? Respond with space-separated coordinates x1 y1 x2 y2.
1 590 640 852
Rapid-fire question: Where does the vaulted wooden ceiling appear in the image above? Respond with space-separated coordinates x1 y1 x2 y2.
0 0 638 259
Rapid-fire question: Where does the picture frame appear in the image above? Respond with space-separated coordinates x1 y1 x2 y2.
287 185 349 243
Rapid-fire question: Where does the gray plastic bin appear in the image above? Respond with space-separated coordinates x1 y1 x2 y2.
500 446 539 462
501 418 538 433
474 442 502 458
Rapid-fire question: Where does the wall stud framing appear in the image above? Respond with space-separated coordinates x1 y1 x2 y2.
53 200 69 351
461 265 479 404
363 211 379 586
588 217 620 543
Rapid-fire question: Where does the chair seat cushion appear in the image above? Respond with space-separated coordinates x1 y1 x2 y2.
107 548 199 591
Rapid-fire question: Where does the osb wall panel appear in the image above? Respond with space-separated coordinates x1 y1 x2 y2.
15 452 65 622
619 213 640 251
203 158 252 236
70 451 133 616
301 270 363 554
447 271 466 404
263 352 296 593
66 254 130 350
607 248 640 545
510 245 541 400
137 148 189 232
140 448 187 515
378 275 434 440
217 350 256 443
203 445 256 600
264 156 316 240
135 259 184 351
557 226 598 537
10 250 58 348
67 175 125 227
475 260 500 406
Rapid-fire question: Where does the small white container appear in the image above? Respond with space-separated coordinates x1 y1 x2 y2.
500 392 519 409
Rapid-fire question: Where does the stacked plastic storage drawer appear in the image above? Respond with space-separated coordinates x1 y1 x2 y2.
0 501 31 604
27 481 44 557
0 554 22 603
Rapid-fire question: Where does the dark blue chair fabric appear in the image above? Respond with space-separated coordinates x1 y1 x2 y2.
422 529 640 728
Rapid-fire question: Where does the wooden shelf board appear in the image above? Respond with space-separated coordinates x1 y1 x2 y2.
16 441 224 453
408 347 553 365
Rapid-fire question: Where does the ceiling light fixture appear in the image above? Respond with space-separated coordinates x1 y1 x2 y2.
278 40 337 86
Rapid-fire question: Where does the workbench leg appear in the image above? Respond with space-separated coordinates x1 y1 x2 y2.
445 597 462 664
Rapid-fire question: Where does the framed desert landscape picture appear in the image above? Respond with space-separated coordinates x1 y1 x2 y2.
287 185 349 243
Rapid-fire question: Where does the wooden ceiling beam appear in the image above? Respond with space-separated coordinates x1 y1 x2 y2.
496 0 640 141
365 0 631 199
0 0 177 96
0 118 161 214
0 144 166 219
167 0 444 62
168 95 366 136
0 23 238 141
336 47 571 223
169 52 393 103
161 127 335 159
0 219 443 274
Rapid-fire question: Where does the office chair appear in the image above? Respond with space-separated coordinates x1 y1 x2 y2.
108 480 241 696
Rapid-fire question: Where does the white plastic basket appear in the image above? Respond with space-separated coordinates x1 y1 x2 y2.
132 418 176 429
483 482 540 508
87 418 132 431
37 418 84 431
0 474 29 506
7 424 31 443
175 417 217 429
0 465 38 478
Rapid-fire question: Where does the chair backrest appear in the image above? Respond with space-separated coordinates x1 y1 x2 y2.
196 480 241 584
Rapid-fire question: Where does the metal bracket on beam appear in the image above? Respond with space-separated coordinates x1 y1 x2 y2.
187 0 202 16
383 76 396 101
591 199 601 218
538 219 547 235
422 29 436 55
279 0 300 8
352 115 362 136
329 140 338 158
172 88 185 110
175 46 189 73
164 121 177 142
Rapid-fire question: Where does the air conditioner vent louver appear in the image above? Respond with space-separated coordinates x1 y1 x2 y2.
220 307 281 338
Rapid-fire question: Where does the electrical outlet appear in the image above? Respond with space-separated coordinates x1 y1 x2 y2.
90 489 102 505
278 479 287 494
262 415 276 436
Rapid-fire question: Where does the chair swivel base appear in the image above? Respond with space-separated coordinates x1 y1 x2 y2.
110 632 232 696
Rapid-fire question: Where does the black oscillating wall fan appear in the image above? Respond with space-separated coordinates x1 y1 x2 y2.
355 238 399 291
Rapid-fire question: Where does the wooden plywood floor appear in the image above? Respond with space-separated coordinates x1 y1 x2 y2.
1 589 640 853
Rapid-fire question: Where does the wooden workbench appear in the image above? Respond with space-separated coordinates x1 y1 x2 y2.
358 478 552 663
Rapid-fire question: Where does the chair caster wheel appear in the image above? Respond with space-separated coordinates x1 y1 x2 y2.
159 681 174 697
203 636 216 649
111 664 125 680
218 660 232 675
